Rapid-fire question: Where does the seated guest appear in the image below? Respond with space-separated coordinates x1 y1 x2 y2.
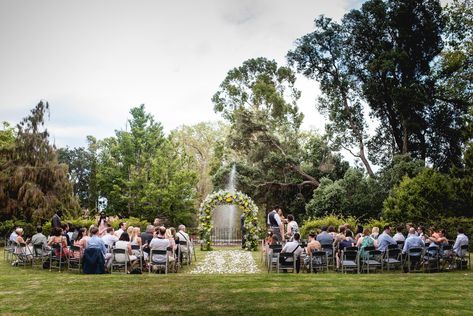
370 227 380 240
354 225 364 241
48 227 71 257
453 227 469 257
130 227 143 258
114 232 138 270
334 226 347 248
406 223 417 235
149 227 170 267
393 226 405 242
305 232 322 254
336 230 355 269
86 227 106 257
417 226 426 241
31 226 48 256
357 228 377 259
15 228 27 245
377 225 397 252
176 224 193 256
101 227 117 250
67 223 74 241
402 227 425 271
165 228 176 252
61 224 71 246
402 228 425 254
281 233 303 273
9 227 19 242
140 225 155 248
427 229 448 247
115 222 127 239
316 226 334 245
328 226 337 239
304 232 322 271
74 228 89 257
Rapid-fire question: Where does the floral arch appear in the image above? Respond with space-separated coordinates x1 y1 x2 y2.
199 190 259 251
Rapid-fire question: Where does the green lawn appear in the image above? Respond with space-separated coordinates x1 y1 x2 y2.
1 248 473 315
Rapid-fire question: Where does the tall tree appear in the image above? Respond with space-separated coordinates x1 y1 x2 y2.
288 16 375 176
170 122 229 205
0 102 79 224
97 105 197 225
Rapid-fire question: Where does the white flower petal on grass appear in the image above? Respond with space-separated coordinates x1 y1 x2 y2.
190 250 259 274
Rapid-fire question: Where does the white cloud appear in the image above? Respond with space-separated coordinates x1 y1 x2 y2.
0 0 364 148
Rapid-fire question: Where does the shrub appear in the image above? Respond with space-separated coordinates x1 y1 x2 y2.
300 215 357 237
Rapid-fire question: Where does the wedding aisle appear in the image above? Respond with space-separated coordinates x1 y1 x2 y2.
190 250 260 274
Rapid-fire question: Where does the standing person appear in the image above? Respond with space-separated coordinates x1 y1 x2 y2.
97 212 108 236
240 214 246 249
51 210 63 230
267 207 285 242
286 215 299 241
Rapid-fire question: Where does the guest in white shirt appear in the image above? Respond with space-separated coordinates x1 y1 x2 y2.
453 227 469 257
281 233 304 273
393 226 406 242
115 222 126 239
149 227 170 265
102 227 118 249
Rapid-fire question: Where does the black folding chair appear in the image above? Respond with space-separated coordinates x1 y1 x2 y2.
277 253 297 273
309 250 327 273
68 245 83 273
341 249 359 274
456 244 470 270
149 249 168 274
384 244 402 271
406 247 423 273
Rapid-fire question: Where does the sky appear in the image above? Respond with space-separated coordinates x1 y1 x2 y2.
0 0 366 148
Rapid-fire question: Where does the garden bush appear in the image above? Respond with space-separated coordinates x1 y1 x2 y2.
300 215 357 236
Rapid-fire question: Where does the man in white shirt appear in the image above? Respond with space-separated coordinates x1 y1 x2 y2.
102 227 118 249
115 222 126 239
453 227 469 257
393 226 406 242
267 207 285 242
149 226 170 265
9 228 18 242
281 233 304 273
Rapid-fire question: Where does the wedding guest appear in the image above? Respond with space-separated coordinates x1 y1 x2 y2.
9 228 18 242
393 226 406 242
61 224 71 246
355 225 364 241
51 210 63 230
377 225 397 252
114 232 138 270
97 212 108 236
267 208 285 242
101 227 117 249
453 227 469 257
417 226 426 241
74 228 89 255
141 225 155 247
286 215 299 241
305 232 321 254
357 228 377 259
86 227 106 257
316 226 333 245
115 222 126 239
149 226 170 270
31 226 48 250
48 227 71 257
130 227 143 258
328 226 337 239
336 230 355 269
370 227 380 240
281 233 303 273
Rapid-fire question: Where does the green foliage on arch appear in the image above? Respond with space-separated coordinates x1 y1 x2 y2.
199 190 259 251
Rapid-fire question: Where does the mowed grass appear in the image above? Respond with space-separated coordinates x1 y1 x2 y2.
1 248 473 315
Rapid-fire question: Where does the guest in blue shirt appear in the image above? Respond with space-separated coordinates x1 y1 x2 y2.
87 227 106 257
316 226 334 245
377 225 397 252
402 228 425 255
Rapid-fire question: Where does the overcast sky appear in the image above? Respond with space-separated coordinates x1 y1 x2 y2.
0 0 365 148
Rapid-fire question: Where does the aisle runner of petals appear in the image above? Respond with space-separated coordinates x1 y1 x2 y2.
190 250 260 274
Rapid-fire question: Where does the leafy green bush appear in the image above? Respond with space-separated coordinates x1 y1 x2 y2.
362 218 390 230
383 168 459 223
300 215 357 237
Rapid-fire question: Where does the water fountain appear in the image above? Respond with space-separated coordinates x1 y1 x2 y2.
212 164 241 243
